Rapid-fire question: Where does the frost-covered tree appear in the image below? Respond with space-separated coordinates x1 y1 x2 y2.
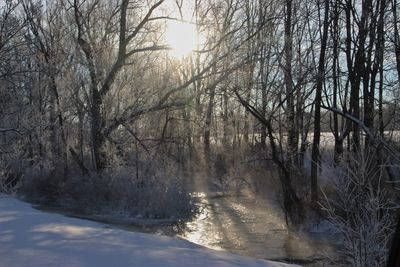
322 150 397 266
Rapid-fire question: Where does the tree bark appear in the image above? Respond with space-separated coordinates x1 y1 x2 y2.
204 85 216 177
284 0 297 167
310 0 329 205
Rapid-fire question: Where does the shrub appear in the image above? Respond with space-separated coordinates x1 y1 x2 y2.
321 150 397 267
57 167 194 219
0 144 29 195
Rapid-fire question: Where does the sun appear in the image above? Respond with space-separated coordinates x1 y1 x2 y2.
165 20 198 58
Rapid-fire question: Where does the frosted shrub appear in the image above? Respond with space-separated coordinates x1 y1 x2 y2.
59 174 111 213
0 144 28 194
321 151 397 267
59 167 194 219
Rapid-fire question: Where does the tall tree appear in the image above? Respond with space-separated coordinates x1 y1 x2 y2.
310 0 329 205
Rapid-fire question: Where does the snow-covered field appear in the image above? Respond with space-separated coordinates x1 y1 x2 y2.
0 194 298 267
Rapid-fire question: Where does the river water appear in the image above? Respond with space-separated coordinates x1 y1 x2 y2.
178 193 341 266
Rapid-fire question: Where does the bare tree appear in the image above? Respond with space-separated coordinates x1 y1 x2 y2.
23 0 69 177
310 0 329 205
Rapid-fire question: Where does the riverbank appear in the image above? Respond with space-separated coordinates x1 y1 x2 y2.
0 194 298 267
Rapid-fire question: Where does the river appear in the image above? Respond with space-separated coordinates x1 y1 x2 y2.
179 193 341 266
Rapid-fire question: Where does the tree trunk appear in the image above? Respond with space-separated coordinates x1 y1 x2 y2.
91 88 106 171
284 0 297 167
331 0 343 164
310 0 329 205
204 85 216 177
235 91 303 225
345 0 360 151
222 87 230 150
393 0 400 80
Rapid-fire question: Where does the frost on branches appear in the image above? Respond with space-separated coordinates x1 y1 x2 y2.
321 150 398 267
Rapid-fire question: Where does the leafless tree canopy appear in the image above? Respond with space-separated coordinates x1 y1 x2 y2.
1 0 400 265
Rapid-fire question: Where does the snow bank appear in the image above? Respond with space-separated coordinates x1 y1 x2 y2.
0 194 299 267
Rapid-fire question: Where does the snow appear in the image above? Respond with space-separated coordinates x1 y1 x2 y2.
0 194 299 267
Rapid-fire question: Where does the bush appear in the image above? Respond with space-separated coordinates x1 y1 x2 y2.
321 150 397 267
56 167 194 219
0 143 29 194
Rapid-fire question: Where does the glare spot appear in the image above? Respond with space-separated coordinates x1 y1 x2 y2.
165 21 198 58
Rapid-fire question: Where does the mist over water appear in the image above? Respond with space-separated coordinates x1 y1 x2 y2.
179 192 340 266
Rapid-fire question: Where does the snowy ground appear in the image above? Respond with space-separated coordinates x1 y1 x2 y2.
0 194 299 267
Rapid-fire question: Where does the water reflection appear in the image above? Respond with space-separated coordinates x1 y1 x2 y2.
180 193 340 266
